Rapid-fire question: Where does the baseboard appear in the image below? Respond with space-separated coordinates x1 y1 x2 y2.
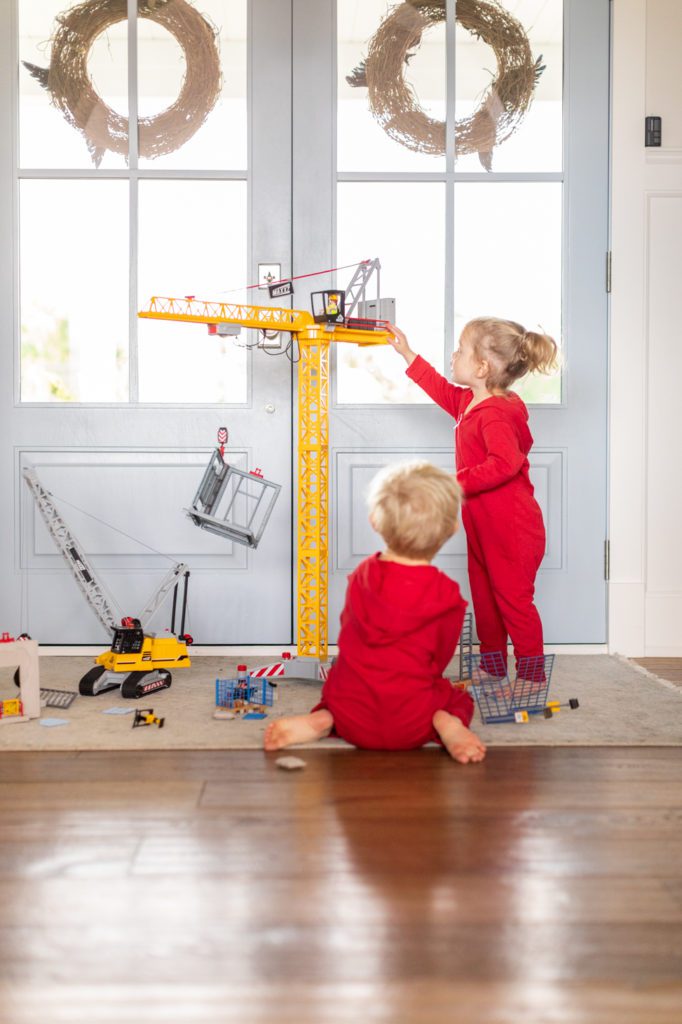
544 644 608 655
37 646 316 657
37 644 609 657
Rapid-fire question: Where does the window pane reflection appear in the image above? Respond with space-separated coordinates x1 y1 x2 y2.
338 0 446 173
138 0 247 170
455 0 563 172
20 180 130 402
20 0 128 169
454 182 562 403
137 179 247 403
337 182 445 403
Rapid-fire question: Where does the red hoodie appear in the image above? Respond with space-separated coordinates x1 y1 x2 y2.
406 354 536 500
315 553 471 749
405 355 546 580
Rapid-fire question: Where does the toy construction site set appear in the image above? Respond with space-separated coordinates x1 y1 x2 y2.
5 257 575 731
18 445 284 703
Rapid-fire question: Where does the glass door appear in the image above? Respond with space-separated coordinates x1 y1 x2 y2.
294 0 609 644
0 0 294 644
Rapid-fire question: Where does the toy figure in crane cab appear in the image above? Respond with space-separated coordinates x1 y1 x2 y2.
310 289 391 333
312 290 346 325
79 573 192 699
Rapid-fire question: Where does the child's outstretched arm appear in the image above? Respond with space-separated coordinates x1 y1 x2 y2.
385 324 418 366
386 324 470 420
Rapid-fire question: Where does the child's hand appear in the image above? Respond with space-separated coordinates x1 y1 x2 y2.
385 324 417 366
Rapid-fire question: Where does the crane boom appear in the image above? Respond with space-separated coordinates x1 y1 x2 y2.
138 297 315 334
343 257 381 318
22 467 119 634
137 563 189 630
137 297 387 347
22 466 189 637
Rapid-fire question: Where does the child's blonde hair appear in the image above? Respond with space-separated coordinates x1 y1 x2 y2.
464 317 558 391
367 460 461 561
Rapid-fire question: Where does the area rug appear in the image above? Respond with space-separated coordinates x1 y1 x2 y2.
0 654 680 750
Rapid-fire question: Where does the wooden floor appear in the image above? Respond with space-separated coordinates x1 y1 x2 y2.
635 658 682 686
1 747 681 1023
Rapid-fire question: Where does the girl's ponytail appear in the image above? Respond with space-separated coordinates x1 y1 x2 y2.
520 331 558 375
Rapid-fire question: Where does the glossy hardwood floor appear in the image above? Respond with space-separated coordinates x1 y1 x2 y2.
635 658 682 686
0 747 681 1023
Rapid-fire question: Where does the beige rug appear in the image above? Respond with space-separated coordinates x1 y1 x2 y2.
0 654 680 750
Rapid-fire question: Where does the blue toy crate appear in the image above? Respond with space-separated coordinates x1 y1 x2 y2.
215 675 274 709
469 652 555 724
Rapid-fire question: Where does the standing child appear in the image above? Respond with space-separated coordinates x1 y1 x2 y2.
263 460 486 764
387 318 558 674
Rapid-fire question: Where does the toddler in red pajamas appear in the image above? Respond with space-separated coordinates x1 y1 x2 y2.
263 460 486 764
387 318 558 674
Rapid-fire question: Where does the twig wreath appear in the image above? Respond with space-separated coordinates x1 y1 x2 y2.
346 0 544 170
23 0 222 167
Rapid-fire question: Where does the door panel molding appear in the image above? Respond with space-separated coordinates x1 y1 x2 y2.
16 448 254 569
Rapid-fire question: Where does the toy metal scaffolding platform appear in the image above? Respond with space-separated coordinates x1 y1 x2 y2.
458 612 474 682
187 449 281 549
215 675 275 709
469 652 556 724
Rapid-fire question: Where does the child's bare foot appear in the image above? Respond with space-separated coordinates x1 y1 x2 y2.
263 710 334 751
433 710 487 764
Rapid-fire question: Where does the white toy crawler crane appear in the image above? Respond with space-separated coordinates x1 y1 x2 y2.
22 466 192 698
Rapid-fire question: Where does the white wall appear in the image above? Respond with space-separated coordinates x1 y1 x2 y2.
610 0 682 655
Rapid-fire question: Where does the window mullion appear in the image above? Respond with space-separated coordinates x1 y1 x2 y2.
446 0 456 360
128 0 139 403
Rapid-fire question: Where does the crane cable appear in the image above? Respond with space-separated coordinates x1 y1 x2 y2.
219 259 369 359
43 489 178 565
216 259 370 297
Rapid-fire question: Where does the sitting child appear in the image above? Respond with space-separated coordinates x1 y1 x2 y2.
263 460 486 764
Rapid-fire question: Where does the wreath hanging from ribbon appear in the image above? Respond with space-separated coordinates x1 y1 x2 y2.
346 0 544 170
23 0 222 167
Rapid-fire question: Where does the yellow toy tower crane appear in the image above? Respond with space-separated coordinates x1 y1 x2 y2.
138 260 391 666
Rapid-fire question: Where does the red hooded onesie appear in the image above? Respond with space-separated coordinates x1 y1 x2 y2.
406 355 546 666
312 553 473 750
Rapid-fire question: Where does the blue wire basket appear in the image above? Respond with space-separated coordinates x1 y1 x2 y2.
469 652 555 724
458 612 474 682
215 676 275 709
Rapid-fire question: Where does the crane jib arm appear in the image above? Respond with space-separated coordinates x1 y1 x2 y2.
21 467 119 635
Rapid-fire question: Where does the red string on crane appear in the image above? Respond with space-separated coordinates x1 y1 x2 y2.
219 259 370 296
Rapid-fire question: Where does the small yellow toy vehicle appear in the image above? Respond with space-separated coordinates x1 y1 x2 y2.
133 707 165 729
